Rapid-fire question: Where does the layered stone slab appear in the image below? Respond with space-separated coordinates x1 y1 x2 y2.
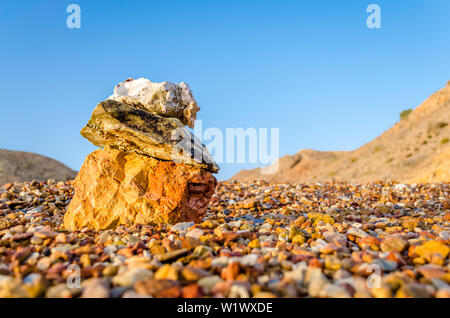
80 99 219 173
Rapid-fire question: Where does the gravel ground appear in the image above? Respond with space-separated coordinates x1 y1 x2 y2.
0 179 449 298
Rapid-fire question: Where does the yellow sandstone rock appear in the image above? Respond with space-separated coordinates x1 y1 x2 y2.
64 147 217 231
415 240 449 262
154 264 178 281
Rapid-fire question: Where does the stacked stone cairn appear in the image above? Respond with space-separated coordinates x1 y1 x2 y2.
64 78 219 231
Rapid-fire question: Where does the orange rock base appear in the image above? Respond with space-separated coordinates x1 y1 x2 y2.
64 147 217 231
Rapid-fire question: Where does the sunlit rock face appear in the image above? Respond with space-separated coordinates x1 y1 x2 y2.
109 78 200 129
64 147 217 231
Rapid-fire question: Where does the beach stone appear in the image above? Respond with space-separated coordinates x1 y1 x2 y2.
229 284 250 298
198 275 223 293
306 268 329 297
122 290 152 298
36 257 52 271
395 283 433 298
238 198 258 209
248 239 260 249
308 212 335 226
325 255 342 270
0 275 29 298
81 278 110 298
102 265 119 277
64 147 217 230
154 264 178 280
181 266 211 282
371 284 393 298
323 231 347 246
80 99 218 173
436 287 450 298
134 278 181 297
21 273 45 298
109 78 200 129
172 222 195 233
221 262 240 281
319 283 351 298
415 240 449 262
372 258 398 272
380 236 408 253
284 268 306 283
182 284 205 298
155 248 188 262
45 284 75 298
347 228 369 238
438 231 450 241
111 268 153 287
417 264 446 279
253 291 277 298
186 228 205 240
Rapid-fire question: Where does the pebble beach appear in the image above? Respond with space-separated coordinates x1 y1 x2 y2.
0 179 449 298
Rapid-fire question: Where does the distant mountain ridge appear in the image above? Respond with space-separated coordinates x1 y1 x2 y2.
0 149 77 185
232 81 450 183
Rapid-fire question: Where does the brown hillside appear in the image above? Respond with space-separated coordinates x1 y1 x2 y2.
232 82 450 183
0 149 77 185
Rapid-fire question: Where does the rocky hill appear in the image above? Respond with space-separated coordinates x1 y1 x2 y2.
232 81 450 183
0 149 77 185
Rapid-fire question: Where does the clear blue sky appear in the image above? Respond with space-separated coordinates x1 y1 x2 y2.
1 0 449 180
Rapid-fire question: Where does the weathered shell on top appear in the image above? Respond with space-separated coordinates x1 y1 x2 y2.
109 78 200 129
